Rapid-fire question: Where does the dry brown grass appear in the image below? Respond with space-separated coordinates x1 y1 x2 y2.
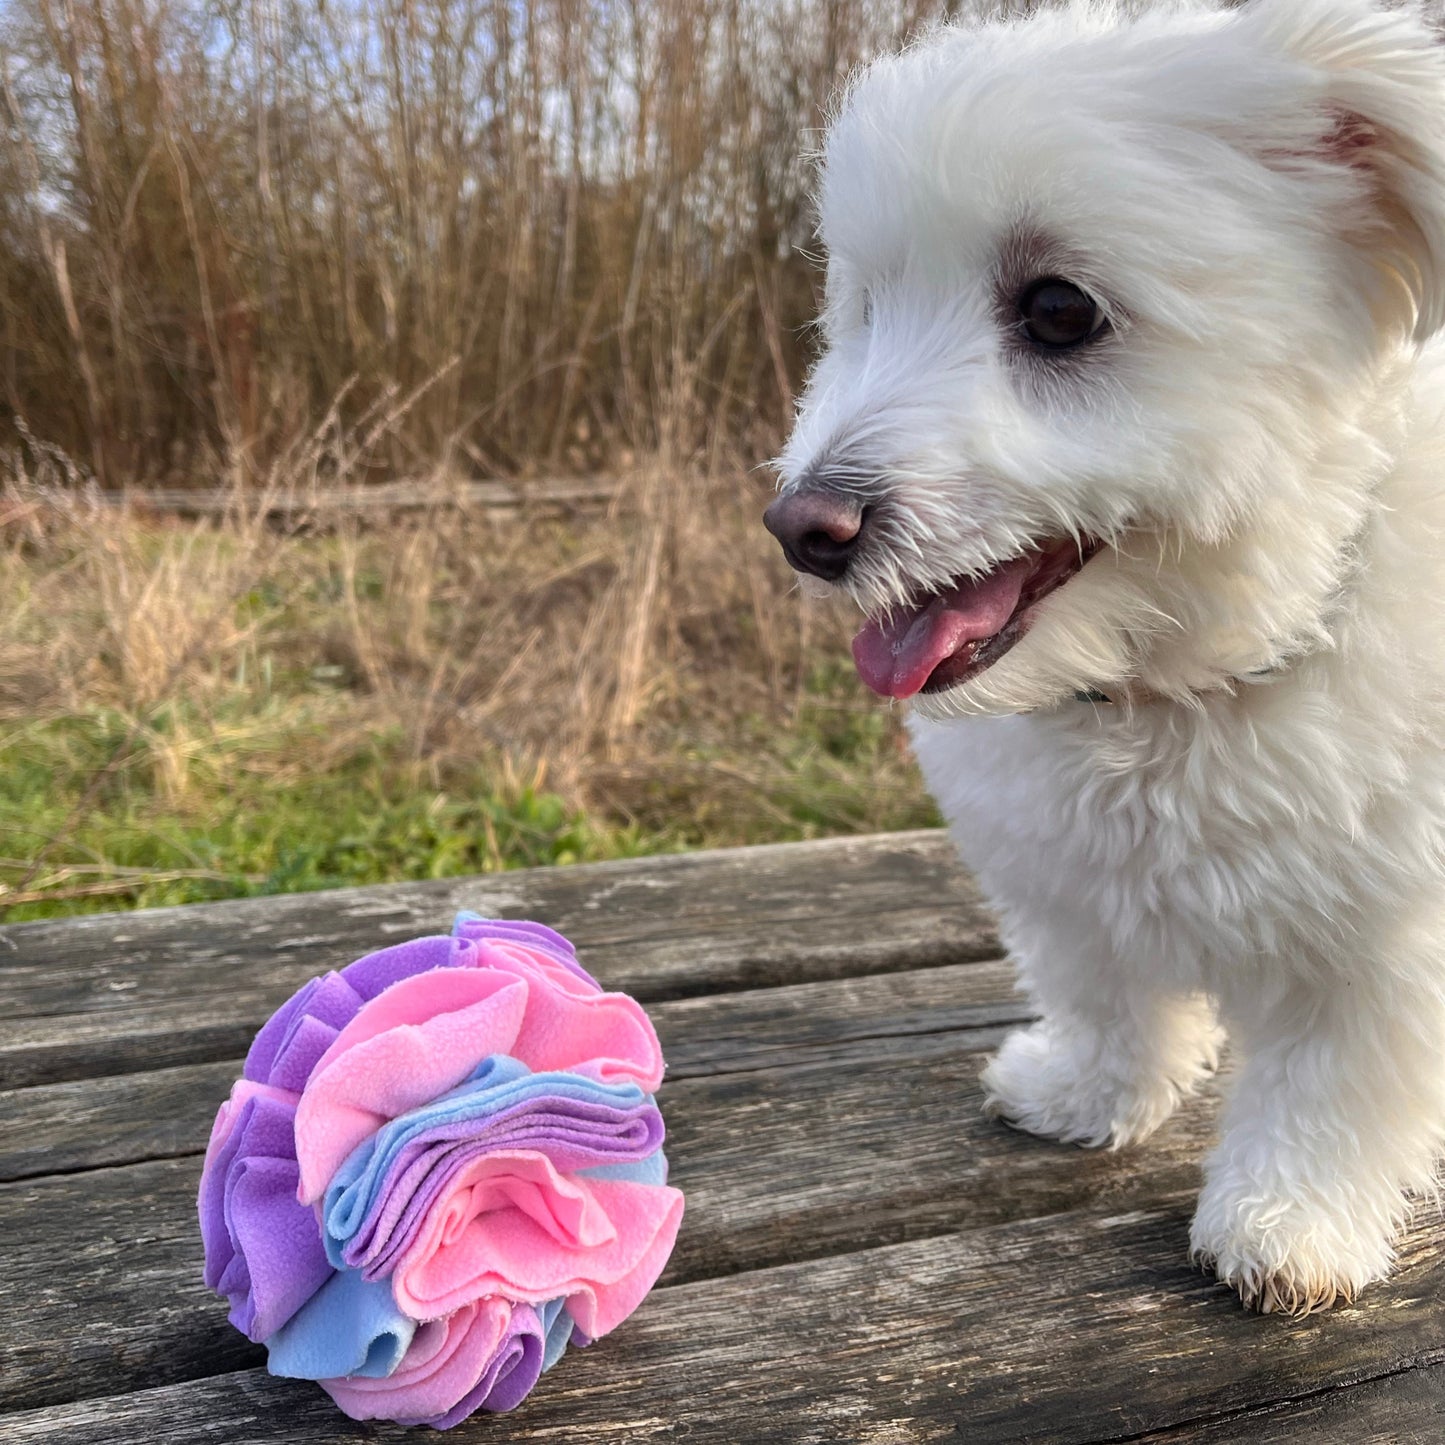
0 0 991 483
0 426 935 916
7 449 781 789
0 0 993 914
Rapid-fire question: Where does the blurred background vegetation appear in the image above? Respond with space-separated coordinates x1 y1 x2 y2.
0 0 981 919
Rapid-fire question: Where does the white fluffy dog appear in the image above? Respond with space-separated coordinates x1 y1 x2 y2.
765 0 1445 1315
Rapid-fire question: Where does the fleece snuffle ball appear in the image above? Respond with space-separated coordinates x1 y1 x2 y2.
197 913 684 1428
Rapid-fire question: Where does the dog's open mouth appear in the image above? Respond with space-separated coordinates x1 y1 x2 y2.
851 537 1102 699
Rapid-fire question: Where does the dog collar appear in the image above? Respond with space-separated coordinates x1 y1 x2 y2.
1067 506 1368 709
1072 667 1281 707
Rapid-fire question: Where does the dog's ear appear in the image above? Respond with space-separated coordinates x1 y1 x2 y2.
1245 0 1445 343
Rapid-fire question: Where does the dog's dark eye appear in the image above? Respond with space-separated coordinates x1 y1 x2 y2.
861 291 874 327
1018 278 1104 348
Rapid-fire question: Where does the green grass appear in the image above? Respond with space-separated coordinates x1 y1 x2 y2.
1 711 643 921
2 473 941 922
1 668 938 922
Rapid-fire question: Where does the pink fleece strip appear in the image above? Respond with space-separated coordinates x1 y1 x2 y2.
474 942 664 1090
294 953 666 1202
320 1298 512 1422
293 972 529 1202
391 1150 685 1337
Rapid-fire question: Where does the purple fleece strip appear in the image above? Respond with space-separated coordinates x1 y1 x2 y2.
244 937 455 1086
198 1088 333 1341
322 1056 663 1278
415 1307 545 1427
243 914 597 1092
452 912 600 989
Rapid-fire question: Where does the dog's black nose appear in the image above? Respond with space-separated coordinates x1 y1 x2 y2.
763 489 865 581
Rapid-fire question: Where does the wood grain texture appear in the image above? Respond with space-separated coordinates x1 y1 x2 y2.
0 960 1033 1180
6 1204 1444 1445
0 831 998 1088
1132 1364 1445 1444
7 831 1441 1441
0 1031 1228 1413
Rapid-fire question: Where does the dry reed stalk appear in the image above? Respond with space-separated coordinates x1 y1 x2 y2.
1 373 486 878
3 424 933 910
0 0 1000 484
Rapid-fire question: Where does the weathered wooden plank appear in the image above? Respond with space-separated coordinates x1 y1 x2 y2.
0 832 999 1088
5 1204 1444 1445
0 1003 257 1093
0 1062 234 1182
0 1032 1222 1413
0 961 1032 1180
1132 1363 1445 1444
1124 1365 1445 1444
653 957 1028 1079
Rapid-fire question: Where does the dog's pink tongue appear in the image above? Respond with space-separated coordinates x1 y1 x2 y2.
852 557 1033 699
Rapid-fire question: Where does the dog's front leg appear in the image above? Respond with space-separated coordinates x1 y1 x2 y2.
1191 968 1445 1315
980 901 1224 1149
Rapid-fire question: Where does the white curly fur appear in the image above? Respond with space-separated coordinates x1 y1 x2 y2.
775 0 1445 1314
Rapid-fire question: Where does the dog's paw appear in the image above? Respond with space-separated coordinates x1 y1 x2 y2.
981 1018 1220 1149
1189 1178 1395 1317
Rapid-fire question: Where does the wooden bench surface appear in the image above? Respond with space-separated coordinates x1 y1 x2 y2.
2 830 1442 1443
